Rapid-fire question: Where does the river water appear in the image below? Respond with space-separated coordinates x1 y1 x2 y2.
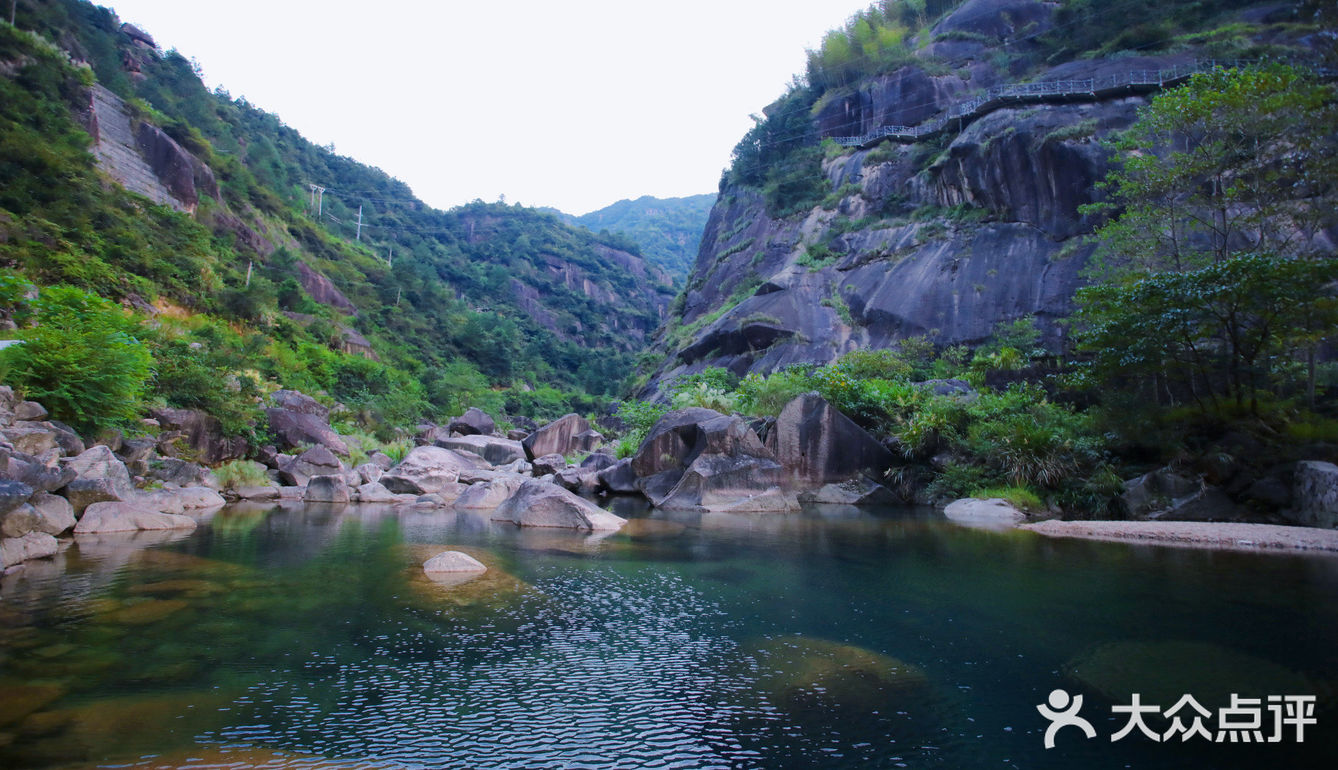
0 501 1335 769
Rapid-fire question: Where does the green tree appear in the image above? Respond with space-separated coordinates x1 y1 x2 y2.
1085 64 1337 276
0 285 153 433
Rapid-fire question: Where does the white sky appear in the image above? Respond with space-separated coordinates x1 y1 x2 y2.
102 0 870 215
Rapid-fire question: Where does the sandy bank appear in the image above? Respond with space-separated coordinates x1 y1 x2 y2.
1022 520 1338 556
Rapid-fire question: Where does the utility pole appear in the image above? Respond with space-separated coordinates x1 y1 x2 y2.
387 246 393 268
244 260 253 288
10 1 16 27
356 205 363 241
395 287 401 306
308 185 325 218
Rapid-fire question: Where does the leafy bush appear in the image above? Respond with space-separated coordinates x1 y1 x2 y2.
968 485 1044 512
0 286 152 433
736 367 814 417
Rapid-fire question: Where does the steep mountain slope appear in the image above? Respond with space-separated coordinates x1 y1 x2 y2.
1 0 673 422
638 0 1325 394
566 194 716 281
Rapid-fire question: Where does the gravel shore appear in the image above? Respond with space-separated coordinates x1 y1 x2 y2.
1022 520 1338 555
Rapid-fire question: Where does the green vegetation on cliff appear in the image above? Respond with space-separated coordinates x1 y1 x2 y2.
0 2 673 439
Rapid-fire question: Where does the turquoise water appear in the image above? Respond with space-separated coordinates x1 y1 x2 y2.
0 501 1335 769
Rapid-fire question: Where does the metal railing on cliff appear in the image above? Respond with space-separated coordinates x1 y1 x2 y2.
831 59 1328 148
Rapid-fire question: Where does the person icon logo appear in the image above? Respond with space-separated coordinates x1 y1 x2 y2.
1037 688 1097 749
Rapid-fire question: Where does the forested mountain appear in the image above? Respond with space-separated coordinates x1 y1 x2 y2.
563 194 716 281
0 0 674 435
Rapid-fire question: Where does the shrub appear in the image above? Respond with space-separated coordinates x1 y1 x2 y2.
968 485 1045 512
736 368 814 417
0 286 152 433
213 460 271 490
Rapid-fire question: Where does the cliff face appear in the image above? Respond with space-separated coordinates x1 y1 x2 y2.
641 0 1310 394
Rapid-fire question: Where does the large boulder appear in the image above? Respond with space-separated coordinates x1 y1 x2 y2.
278 446 344 487
264 406 349 457
491 479 626 531
353 482 399 503
531 453 567 476
150 407 247 465
28 492 75 535
767 393 894 486
1122 468 1201 518
144 457 211 487
0 479 33 516
380 446 482 495
631 409 798 512
447 407 495 437
73 502 198 533
455 474 527 509
1 423 62 456
434 435 526 466
1 503 40 538
1290 461 1338 529
303 475 351 504
3 451 76 493
596 458 639 494
943 498 1026 529
1 531 58 569
270 389 328 418
522 414 603 460
61 445 135 514
799 478 898 506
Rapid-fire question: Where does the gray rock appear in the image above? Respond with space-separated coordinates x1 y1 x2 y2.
265 407 349 457
233 486 280 500
29 492 75 535
150 407 247 465
1147 487 1244 522
270 389 329 418
74 502 198 533
522 414 602 460
434 435 526 466
1 502 40 538
354 482 398 503
596 458 639 494
0 478 33 516
380 446 482 495
303 475 351 503
455 474 527 509
415 493 447 507
943 498 1026 529
768 393 893 486
355 463 384 485
62 479 126 515
799 478 898 506
631 409 795 511
3 450 75 493
554 467 597 494
423 550 487 573
447 407 495 437
369 451 395 470
1 531 59 569
495 458 533 475
1123 468 1201 518
2 423 60 456
145 457 209 487
580 452 618 472
491 479 626 531
64 445 134 495
531 453 567 476
506 429 530 441
1290 461 1338 529
117 437 158 475
279 445 344 487
13 401 48 421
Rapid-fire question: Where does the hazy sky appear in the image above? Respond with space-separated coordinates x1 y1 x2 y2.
102 0 870 215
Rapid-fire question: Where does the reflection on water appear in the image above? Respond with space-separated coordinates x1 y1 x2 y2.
1 501 1336 769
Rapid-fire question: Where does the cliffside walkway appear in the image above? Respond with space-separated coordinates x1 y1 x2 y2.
832 59 1300 149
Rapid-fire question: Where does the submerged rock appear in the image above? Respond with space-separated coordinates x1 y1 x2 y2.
423 550 488 574
747 635 928 714
1065 640 1311 707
